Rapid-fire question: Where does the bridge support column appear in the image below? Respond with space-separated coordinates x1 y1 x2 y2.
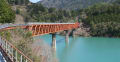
65 30 69 46
52 33 56 51
72 29 76 38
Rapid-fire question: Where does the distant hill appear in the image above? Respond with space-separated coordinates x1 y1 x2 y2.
39 0 116 10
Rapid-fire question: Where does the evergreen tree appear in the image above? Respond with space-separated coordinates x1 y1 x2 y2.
0 0 15 23
83 3 120 37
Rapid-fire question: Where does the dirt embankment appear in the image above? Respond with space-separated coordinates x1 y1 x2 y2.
15 14 25 24
11 5 27 24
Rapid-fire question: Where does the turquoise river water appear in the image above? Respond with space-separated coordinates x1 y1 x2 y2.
38 34 120 62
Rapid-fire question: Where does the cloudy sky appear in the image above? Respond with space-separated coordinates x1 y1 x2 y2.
29 0 41 3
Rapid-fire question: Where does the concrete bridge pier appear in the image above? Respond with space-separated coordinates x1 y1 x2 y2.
52 33 56 51
65 30 70 46
72 29 76 38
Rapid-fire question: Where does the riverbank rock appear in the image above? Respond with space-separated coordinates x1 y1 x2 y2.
73 22 90 37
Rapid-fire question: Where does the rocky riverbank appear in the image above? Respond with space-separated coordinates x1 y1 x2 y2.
73 22 90 37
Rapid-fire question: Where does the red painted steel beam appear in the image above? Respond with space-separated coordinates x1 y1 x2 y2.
0 22 79 36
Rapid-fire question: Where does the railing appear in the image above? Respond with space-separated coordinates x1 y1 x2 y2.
0 36 33 62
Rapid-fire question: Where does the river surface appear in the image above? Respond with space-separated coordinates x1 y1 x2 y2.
37 34 120 62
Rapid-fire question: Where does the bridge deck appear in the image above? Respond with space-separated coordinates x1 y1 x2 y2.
0 23 76 29
27 23 75 25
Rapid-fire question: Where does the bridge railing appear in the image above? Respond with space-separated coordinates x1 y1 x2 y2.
0 36 33 62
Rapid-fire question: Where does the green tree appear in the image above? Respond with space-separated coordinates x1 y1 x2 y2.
8 0 30 5
48 8 56 13
113 0 120 4
0 0 15 23
27 3 77 23
83 3 120 37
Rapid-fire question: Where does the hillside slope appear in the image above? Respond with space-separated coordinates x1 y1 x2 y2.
40 0 116 10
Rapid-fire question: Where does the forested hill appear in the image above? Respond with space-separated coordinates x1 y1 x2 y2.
39 0 116 10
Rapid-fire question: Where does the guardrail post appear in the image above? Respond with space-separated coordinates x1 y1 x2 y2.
5 41 7 52
15 51 17 62
12 48 13 61
7 45 10 56
26 59 28 62
21 55 23 62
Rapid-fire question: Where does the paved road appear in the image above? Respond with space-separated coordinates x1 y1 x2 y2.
0 36 6 62
0 52 6 62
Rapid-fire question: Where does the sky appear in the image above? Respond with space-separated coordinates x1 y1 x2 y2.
29 0 41 3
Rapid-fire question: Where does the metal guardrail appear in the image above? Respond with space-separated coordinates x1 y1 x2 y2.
0 36 33 62
0 24 27 29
